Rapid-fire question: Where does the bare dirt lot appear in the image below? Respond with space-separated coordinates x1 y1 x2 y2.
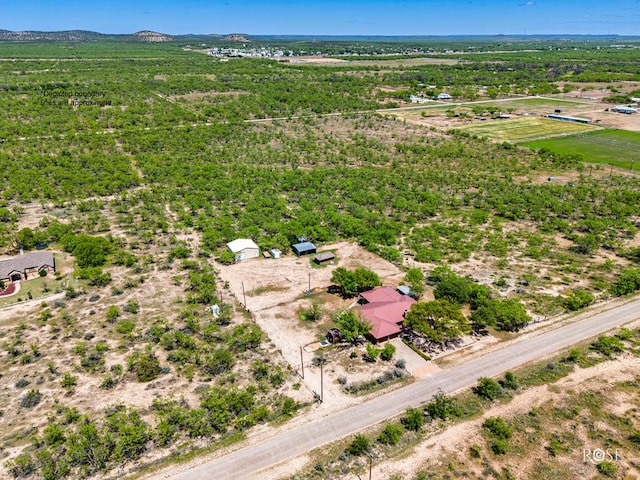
216 241 425 410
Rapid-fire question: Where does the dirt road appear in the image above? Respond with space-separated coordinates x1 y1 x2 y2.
162 296 640 480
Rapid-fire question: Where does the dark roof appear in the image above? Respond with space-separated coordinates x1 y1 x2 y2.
292 242 316 254
314 252 335 263
0 251 55 279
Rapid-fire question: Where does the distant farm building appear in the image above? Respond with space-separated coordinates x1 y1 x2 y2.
292 242 316 257
226 238 259 261
409 95 426 104
545 114 592 124
0 251 55 284
358 286 416 343
612 106 638 115
437 93 452 100
313 252 335 265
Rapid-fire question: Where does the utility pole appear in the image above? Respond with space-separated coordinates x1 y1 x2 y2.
369 454 373 480
320 361 324 403
308 272 311 293
241 281 247 308
300 346 304 379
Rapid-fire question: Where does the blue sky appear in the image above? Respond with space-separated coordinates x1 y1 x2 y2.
1 0 639 36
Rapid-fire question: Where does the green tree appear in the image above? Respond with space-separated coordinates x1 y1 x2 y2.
433 270 490 308
334 310 371 343
562 289 594 311
471 299 530 332
330 267 381 297
610 268 640 296
404 300 471 343
403 268 425 298
330 267 358 297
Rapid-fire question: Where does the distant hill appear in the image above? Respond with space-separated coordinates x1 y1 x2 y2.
0 29 175 42
132 31 174 42
0 29 108 41
222 33 250 43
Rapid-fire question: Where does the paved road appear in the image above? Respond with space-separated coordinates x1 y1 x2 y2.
169 297 640 480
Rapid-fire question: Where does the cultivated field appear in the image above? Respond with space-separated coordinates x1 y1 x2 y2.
458 116 599 142
525 129 640 170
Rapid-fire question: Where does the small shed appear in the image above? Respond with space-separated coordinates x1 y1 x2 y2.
313 252 335 264
397 285 412 296
270 248 282 259
292 242 316 257
226 238 259 261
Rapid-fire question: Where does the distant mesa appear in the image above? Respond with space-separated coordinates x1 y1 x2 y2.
132 31 174 42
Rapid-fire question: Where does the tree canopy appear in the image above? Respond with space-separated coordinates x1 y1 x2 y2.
404 299 471 343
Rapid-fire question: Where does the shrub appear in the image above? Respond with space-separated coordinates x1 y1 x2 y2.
610 268 640 296
483 417 512 440
129 352 162 382
105 305 120 322
300 302 323 322
501 372 519 390
5 453 36 477
60 372 78 392
562 289 594 311
469 444 482 458
365 343 380 362
402 407 424 431
474 377 503 400
123 299 140 314
425 390 462 421
20 389 42 408
380 343 396 361
15 378 30 389
347 434 371 456
395 358 406 369
597 461 618 478
101 376 116 390
116 319 135 335
378 423 404 445
591 335 625 357
489 439 509 455
203 348 235 376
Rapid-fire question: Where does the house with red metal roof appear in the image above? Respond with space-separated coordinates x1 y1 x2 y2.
358 286 416 343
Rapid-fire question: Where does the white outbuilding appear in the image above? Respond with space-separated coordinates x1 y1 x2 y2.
227 238 259 261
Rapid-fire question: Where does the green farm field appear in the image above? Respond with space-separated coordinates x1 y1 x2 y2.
525 129 640 170
478 96 587 111
458 116 599 142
